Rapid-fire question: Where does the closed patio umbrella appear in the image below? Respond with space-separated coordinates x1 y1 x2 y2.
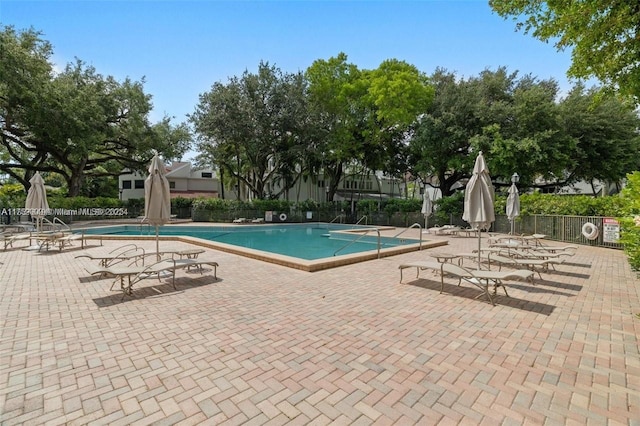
462 151 495 268
421 191 433 231
506 182 520 235
25 172 49 233
144 153 171 260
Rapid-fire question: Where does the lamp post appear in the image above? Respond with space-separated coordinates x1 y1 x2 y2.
510 172 520 235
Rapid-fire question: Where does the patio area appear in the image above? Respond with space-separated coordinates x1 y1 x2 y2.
1 228 639 424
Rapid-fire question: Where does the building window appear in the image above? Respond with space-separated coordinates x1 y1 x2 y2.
134 180 144 189
201 172 212 178
318 180 325 188
122 180 132 189
169 181 176 189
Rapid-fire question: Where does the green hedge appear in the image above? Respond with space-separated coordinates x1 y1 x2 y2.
618 172 640 272
501 192 627 217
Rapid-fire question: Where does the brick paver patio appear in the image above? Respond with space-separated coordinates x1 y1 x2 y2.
1 229 639 425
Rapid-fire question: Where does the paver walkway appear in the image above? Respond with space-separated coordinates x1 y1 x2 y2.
1 229 639 425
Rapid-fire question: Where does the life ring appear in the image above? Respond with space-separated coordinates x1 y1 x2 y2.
581 222 599 240
279 213 288 222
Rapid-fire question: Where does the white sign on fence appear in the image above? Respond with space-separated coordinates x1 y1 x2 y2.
603 218 620 243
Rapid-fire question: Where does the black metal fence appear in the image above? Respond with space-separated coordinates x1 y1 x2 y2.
417 213 624 250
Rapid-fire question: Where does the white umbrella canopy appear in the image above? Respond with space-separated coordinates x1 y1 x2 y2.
25 172 49 232
144 153 171 259
462 151 495 267
506 182 520 234
421 191 433 230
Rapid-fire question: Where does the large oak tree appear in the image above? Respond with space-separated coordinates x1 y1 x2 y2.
490 0 640 103
1 26 191 196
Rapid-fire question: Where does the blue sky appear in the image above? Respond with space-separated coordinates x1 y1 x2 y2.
2 0 579 153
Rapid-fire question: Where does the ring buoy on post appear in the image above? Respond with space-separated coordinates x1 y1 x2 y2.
582 222 599 240
279 213 288 222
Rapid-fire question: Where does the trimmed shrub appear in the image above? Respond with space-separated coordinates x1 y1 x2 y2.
618 172 640 273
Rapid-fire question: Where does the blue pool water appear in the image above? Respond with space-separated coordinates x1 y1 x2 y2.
81 224 418 260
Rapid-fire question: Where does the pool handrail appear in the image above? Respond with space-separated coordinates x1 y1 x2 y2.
354 216 368 226
329 214 344 224
393 223 423 250
333 227 381 258
42 216 71 232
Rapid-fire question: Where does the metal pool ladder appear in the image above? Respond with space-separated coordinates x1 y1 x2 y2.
333 227 381 258
392 223 423 250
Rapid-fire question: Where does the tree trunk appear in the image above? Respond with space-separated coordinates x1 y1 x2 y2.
67 172 85 197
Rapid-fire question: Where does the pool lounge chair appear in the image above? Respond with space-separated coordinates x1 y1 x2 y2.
2 232 33 250
159 248 205 259
488 253 565 278
84 257 219 297
506 248 574 260
33 231 91 251
530 245 578 255
399 261 534 305
521 234 547 246
53 231 90 250
76 244 146 267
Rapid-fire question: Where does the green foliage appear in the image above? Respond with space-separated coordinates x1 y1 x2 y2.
296 199 320 212
512 193 626 216
125 198 145 211
490 0 640 103
356 199 378 216
192 197 229 212
171 197 193 209
618 172 640 272
0 26 191 197
0 183 26 208
48 195 122 209
377 199 420 221
433 192 465 225
382 199 400 218
191 61 309 201
251 199 292 212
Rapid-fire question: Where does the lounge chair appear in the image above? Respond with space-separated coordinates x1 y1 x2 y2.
398 261 534 305
33 232 63 251
530 245 578 255
53 231 89 250
84 257 219 297
521 234 547 246
429 252 490 269
232 218 249 223
159 248 205 259
84 259 175 294
32 231 89 251
427 225 461 236
167 258 218 276
506 248 574 260
2 232 33 250
76 244 146 267
488 253 565 278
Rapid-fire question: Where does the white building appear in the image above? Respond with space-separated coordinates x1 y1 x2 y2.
119 162 218 201
119 161 406 204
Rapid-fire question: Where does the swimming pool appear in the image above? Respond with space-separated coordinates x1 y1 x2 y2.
80 223 446 271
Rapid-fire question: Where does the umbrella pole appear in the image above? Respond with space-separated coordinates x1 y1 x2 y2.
477 229 482 270
156 225 160 261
